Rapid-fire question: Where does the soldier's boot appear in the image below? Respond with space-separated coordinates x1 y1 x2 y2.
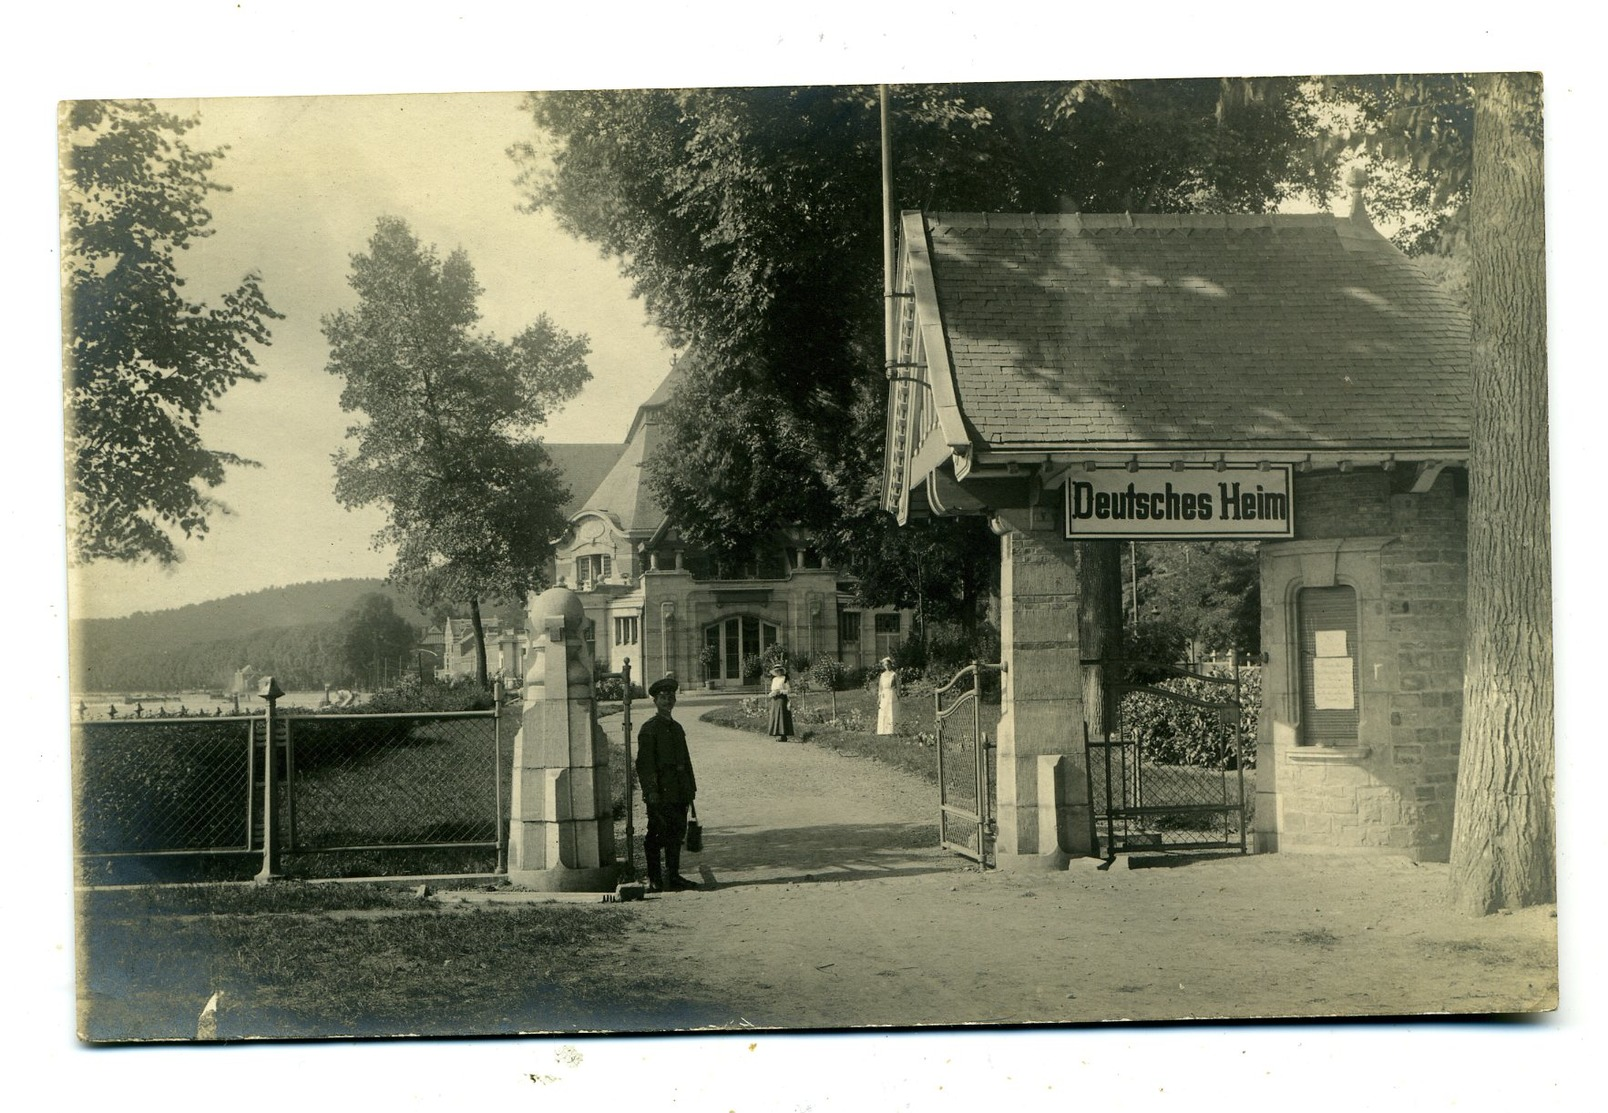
644 848 663 893
665 844 698 891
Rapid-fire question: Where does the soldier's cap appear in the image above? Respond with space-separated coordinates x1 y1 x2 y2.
648 676 679 697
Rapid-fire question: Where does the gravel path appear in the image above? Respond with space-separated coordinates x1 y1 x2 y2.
649 713 963 889
607 708 1557 1032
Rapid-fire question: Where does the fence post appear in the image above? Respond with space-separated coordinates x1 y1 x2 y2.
622 658 635 881
254 676 285 883
494 677 507 874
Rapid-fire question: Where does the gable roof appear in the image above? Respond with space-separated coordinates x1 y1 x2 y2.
543 443 626 519
905 210 1470 457
549 364 684 538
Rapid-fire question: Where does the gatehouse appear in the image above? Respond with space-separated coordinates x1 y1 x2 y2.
879 193 1471 863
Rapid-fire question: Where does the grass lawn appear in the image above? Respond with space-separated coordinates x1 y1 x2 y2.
702 681 1000 788
77 883 728 1040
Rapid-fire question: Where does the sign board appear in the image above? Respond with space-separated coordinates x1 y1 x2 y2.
1312 656 1356 710
1063 464 1294 540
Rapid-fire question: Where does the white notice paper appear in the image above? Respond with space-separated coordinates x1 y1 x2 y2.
1313 656 1355 709
1315 630 1348 658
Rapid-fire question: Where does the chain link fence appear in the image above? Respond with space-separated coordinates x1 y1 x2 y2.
1088 662 1249 856
285 712 503 852
73 716 260 857
72 705 508 883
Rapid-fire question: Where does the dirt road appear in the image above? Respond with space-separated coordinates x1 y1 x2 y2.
612 709 1557 1030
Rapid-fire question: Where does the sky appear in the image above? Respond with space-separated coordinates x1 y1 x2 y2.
13 3 1604 1108
67 91 675 619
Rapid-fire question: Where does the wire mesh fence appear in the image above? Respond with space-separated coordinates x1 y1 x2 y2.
285 712 503 852
1088 662 1249 856
1087 734 1248 852
72 706 508 882
73 717 259 856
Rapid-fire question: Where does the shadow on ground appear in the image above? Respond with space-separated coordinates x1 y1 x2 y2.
697 820 943 870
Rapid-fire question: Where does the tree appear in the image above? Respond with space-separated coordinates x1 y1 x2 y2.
340 594 417 691
1447 73 1553 914
1313 75 1474 256
1129 542 1261 660
1312 73 1554 914
62 99 281 565
322 217 590 686
516 82 1330 566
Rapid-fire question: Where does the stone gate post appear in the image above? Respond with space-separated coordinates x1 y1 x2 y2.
991 513 1098 869
507 586 617 891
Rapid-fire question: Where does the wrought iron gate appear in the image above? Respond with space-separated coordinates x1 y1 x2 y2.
1086 660 1248 859
934 662 1003 866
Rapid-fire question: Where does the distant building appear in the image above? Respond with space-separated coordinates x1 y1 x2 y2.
521 366 910 688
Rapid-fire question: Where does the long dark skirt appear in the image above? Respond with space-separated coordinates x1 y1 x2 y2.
767 694 794 738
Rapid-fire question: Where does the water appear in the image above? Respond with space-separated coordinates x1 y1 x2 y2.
71 690 357 720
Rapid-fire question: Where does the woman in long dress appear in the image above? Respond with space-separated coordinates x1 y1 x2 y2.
876 656 898 735
767 665 794 741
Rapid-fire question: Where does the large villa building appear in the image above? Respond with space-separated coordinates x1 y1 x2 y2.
433 368 909 689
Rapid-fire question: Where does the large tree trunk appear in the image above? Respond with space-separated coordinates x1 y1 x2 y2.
469 596 490 689
1448 72 1554 915
1079 540 1124 737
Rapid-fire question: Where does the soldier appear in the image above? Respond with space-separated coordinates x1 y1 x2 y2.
635 675 700 893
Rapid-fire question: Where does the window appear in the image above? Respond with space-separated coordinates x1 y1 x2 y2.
839 610 862 645
613 616 639 645
706 615 779 680
873 612 902 661
574 553 612 587
1298 586 1359 746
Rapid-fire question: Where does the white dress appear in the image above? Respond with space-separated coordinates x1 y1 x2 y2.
876 669 898 734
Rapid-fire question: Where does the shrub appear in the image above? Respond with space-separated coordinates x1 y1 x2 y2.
1119 665 1261 769
922 620 1001 676
594 675 646 702
741 653 764 685
810 658 845 692
364 674 495 713
697 643 720 682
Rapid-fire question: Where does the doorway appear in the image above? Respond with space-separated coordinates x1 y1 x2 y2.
705 615 779 682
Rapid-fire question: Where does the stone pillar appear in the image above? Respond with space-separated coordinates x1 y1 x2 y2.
991 513 1097 869
507 586 617 891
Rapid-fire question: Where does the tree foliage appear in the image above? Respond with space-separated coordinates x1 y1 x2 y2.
515 81 1331 604
1127 542 1261 660
322 217 590 683
338 593 419 690
62 99 282 565
1314 74 1475 255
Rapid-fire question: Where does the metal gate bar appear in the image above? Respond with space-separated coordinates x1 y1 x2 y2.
934 661 1003 867
1087 658 1247 859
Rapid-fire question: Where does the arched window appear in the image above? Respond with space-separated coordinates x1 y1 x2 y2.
1298 585 1359 746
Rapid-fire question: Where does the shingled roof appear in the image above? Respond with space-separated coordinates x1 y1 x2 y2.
543 443 626 519
912 210 1470 454
557 364 684 537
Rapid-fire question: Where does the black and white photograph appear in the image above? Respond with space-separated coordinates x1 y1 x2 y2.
20 5 1599 1109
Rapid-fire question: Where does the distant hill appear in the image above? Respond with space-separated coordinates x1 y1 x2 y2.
71 579 432 692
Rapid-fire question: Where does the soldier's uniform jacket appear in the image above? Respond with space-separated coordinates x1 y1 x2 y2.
636 715 697 805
